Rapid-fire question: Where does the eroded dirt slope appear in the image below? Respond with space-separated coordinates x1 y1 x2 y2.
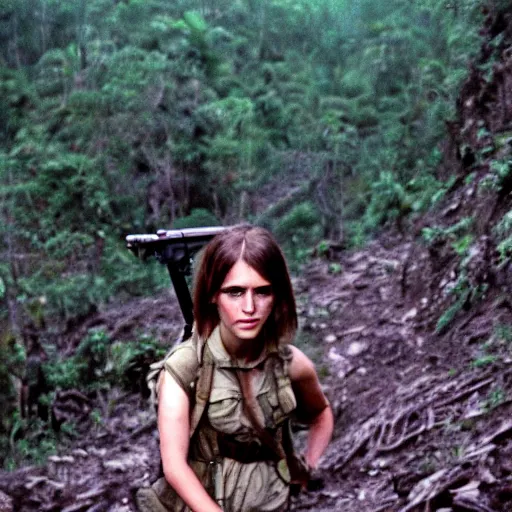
293 235 512 512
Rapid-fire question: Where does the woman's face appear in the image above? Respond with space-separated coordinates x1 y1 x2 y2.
213 259 275 348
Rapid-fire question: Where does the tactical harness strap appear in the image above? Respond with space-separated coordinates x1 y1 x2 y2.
189 339 215 439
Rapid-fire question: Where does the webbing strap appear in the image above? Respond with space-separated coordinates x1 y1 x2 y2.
189 343 215 438
236 368 287 461
274 345 293 414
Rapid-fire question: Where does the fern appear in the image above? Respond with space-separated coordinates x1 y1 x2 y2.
422 217 474 245
436 286 470 334
436 275 487 334
495 210 512 264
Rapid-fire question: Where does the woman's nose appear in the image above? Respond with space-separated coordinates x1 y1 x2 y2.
242 291 255 313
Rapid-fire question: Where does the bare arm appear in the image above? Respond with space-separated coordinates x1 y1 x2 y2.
158 371 222 512
288 346 334 469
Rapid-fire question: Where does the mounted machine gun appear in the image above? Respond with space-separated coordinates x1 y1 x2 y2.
126 226 227 341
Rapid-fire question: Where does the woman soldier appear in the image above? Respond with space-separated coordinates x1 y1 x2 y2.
137 224 333 511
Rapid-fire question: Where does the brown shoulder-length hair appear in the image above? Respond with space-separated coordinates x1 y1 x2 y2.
193 224 297 344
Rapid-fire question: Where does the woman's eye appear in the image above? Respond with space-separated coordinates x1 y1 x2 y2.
221 287 244 297
255 286 273 296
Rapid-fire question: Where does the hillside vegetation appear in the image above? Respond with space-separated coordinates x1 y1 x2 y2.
0 0 483 323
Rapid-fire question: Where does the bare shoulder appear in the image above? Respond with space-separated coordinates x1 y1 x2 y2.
288 345 318 382
158 370 190 421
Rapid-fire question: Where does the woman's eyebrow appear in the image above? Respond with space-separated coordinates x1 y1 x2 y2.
219 285 272 291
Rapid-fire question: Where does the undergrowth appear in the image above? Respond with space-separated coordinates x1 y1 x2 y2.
1 329 166 470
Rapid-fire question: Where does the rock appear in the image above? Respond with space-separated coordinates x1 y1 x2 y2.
328 347 347 363
48 455 75 464
72 448 89 458
89 447 108 457
103 459 129 472
320 490 341 499
371 458 389 469
0 490 13 512
328 347 352 379
328 301 341 313
401 307 417 322
324 334 337 343
347 342 368 357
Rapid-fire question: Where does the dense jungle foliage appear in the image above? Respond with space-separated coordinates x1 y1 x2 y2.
0 0 501 467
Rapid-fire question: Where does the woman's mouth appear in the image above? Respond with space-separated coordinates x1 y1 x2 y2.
237 319 260 329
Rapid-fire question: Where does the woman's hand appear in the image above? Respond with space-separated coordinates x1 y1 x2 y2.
158 371 222 512
288 346 334 470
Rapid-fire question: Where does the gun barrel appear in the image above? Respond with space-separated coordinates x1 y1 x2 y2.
126 226 229 267
125 234 159 244
126 226 228 332
126 226 226 248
